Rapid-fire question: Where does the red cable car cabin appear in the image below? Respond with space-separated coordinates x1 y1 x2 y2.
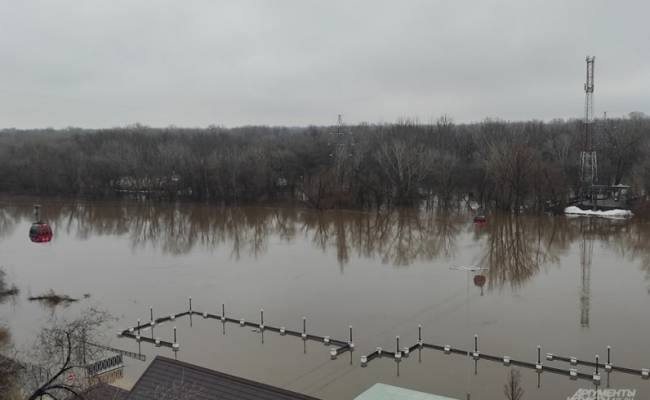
29 222 53 243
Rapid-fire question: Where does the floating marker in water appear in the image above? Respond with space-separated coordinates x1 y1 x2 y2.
154 338 161 347
240 318 245 326
444 345 451 354
570 357 578 365
280 326 286 335
376 347 383 356
641 368 649 379
323 336 330 344
570 369 578 379
546 353 554 361
503 356 511 366
330 348 337 359
203 312 208 319
360 355 368 366
170 314 175 321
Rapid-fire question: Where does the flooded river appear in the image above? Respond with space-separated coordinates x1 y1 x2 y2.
1 198 650 399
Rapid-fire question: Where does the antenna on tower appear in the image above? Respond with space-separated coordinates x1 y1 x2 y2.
580 56 597 199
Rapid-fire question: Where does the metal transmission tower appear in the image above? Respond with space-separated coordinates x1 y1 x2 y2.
578 58 596 328
336 114 344 135
580 56 597 196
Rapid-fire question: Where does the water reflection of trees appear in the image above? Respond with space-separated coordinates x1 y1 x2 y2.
479 215 650 290
479 216 563 290
4 200 650 290
2 201 464 266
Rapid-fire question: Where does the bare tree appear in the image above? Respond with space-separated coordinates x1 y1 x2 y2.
24 307 113 400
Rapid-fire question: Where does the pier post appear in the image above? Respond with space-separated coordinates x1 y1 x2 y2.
189 297 192 313
594 354 601 383
222 304 225 320
260 309 264 329
302 317 307 339
606 346 612 371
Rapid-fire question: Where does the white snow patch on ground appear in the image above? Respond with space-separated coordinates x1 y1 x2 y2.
564 206 633 218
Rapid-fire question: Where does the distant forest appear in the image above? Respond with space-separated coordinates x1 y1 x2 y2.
1 114 649 211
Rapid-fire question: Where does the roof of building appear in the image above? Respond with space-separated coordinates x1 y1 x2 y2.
66 383 130 400
354 383 459 400
127 356 320 400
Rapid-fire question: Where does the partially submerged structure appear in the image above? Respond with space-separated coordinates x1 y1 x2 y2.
571 57 632 211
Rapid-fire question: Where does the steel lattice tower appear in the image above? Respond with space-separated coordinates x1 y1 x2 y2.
580 56 597 193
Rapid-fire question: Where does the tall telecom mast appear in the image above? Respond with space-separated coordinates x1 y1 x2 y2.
578 57 596 328
580 56 597 195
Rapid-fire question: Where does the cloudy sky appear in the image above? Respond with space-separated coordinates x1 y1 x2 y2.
1 1 648 128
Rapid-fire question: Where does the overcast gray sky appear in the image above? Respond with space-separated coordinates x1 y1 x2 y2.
1 0 648 128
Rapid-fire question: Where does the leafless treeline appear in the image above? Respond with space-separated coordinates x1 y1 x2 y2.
1 114 649 210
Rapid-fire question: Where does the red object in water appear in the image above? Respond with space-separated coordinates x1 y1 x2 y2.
473 274 486 288
29 222 53 243
473 215 487 224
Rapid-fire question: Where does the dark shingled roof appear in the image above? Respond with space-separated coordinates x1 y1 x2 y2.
66 383 129 400
127 356 320 400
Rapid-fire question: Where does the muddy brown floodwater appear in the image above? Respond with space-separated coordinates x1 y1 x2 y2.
1 197 650 399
